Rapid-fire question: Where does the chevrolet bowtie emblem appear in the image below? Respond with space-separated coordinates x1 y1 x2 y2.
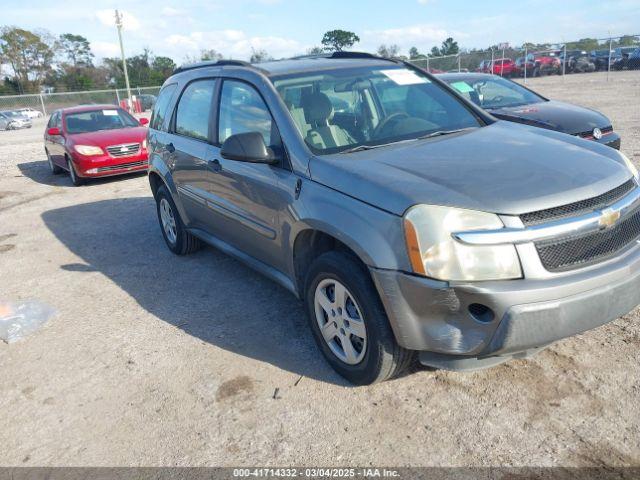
599 208 621 229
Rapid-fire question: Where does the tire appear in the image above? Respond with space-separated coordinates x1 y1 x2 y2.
304 251 414 385
67 157 84 186
155 184 201 255
46 149 62 174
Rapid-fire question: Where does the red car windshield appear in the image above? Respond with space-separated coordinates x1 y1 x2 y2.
65 108 139 134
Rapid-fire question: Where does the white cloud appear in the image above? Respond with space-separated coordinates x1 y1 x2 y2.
417 0 432 4
361 24 466 54
165 30 305 60
91 41 120 58
161 7 185 16
95 9 141 31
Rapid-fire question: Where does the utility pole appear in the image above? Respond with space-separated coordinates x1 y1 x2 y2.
115 10 132 111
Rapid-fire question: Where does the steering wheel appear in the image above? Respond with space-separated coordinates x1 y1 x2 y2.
372 112 409 138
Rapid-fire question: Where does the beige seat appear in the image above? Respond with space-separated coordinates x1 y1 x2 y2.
302 92 354 149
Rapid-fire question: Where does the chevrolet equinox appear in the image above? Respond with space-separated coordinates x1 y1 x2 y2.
147 52 640 385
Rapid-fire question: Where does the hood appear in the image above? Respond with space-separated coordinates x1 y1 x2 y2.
67 126 147 146
489 100 610 135
308 121 632 216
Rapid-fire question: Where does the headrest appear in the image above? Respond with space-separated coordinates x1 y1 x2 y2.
302 92 333 124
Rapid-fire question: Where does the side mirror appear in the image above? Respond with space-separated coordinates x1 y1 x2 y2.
47 127 60 136
139 117 149 126
220 132 278 164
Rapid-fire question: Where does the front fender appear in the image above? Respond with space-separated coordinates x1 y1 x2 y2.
287 180 411 274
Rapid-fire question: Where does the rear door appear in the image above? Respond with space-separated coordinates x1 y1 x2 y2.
166 78 218 230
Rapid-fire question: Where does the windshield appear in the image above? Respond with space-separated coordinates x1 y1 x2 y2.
272 65 482 154
64 108 139 134
446 76 544 109
4 111 23 118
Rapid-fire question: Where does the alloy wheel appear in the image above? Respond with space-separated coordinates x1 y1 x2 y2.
314 278 367 365
159 197 177 245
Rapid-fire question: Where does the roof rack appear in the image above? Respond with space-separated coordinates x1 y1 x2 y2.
291 51 399 62
172 59 255 75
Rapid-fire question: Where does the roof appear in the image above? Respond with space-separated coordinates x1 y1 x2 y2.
172 52 400 78
59 104 124 114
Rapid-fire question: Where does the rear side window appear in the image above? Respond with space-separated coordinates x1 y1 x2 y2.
150 84 177 131
175 80 216 141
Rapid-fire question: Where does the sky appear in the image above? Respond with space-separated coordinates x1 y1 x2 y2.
1 0 639 62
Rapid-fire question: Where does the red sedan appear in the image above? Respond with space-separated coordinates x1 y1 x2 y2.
44 105 149 186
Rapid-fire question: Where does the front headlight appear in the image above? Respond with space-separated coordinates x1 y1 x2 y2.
620 152 638 180
142 138 148 149
74 145 104 156
404 205 522 281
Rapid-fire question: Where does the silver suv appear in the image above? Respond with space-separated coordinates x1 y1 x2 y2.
147 52 640 384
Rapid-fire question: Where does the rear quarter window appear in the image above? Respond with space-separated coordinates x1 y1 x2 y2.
150 83 178 131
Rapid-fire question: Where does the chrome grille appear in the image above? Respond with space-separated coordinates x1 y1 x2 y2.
536 205 640 272
520 179 636 226
576 125 613 138
97 160 147 172
106 143 140 157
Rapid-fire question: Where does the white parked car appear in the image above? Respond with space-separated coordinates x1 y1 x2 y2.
16 107 44 119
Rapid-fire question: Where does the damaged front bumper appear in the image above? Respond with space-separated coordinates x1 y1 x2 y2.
369 241 640 370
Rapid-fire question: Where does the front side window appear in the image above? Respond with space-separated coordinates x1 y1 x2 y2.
150 83 177 131
175 79 216 141
64 108 139 134
218 80 276 146
447 76 544 109
273 65 482 154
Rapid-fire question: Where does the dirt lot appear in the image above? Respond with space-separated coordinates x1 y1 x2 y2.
1 71 639 467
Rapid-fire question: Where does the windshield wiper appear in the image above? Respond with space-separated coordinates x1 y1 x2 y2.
339 143 398 154
416 127 475 140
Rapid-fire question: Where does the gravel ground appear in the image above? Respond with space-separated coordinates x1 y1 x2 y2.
0 71 639 467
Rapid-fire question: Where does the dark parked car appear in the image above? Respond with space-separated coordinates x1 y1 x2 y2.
627 47 640 69
440 73 621 149
147 53 640 384
590 49 615 71
560 50 596 73
613 46 638 70
138 94 157 111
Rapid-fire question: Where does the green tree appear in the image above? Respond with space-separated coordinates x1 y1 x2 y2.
250 48 273 63
616 35 639 47
307 46 324 55
430 46 440 56
0 26 54 93
201 49 223 61
377 44 400 58
152 56 176 74
321 30 360 52
57 33 93 67
439 37 459 55
409 46 421 59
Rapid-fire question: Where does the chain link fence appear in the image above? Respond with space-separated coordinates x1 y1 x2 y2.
410 34 640 82
0 86 161 118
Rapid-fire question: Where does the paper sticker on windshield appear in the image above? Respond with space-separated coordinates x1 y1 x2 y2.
380 69 429 85
102 110 119 116
450 81 474 93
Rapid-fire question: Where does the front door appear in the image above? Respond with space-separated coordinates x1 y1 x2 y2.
204 79 292 273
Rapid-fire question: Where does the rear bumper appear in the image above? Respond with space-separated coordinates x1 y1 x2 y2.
370 240 640 363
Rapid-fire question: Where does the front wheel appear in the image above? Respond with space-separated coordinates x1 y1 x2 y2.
155 184 201 255
67 157 84 186
304 251 413 385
